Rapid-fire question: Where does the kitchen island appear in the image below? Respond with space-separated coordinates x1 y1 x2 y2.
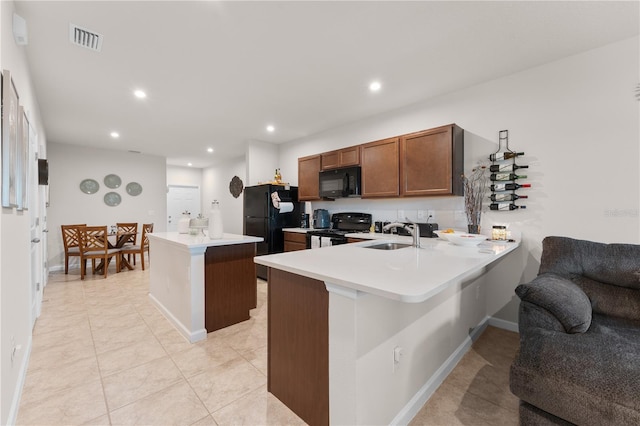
255 236 520 425
148 232 263 343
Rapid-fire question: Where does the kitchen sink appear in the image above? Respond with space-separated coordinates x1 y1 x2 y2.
364 242 413 250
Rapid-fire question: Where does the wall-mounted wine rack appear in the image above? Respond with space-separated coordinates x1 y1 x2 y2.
488 130 529 211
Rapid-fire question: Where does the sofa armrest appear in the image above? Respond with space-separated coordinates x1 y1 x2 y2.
518 301 566 333
515 273 592 333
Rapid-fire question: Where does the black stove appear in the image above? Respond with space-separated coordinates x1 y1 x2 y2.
306 212 372 248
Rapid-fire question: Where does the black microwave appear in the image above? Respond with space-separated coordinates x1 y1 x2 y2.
319 166 361 198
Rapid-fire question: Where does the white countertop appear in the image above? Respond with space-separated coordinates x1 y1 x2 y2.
283 228 311 233
283 229 435 240
254 236 519 303
148 232 263 251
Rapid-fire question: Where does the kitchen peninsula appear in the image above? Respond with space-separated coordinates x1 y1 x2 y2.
147 232 263 343
255 236 520 425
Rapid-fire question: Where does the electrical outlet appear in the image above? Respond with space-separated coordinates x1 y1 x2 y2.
397 210 405 220
393 346 404 373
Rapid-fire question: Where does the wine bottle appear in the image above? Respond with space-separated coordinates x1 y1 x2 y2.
490 203 526 211
490 173 527 181
489 151 525 161
489 163 529 172
490 183 531 192
490 193 529 202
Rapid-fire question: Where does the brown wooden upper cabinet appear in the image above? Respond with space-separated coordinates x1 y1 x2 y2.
297 123 464 200
320 146 360 170
361 137 400 198
298 154 321 201
400 124 464 196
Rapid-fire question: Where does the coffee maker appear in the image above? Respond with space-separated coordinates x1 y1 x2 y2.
312 209 330 229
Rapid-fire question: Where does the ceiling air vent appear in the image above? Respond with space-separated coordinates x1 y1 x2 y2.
69 24 103 52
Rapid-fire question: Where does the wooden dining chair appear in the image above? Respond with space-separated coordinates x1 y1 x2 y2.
79 226 121 279
116 222 138 263
61 224 86 274
120 223 153 270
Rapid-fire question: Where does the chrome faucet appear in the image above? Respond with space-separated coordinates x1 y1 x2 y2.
382 218 420 248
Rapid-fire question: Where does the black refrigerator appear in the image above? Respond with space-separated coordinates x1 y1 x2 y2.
243 184 301 280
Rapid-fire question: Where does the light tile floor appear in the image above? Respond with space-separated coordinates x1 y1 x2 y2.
17 260 519 425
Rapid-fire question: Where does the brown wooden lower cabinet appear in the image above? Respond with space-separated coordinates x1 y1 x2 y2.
347 237 368 243
268 268 329 426
284 231 307 252
204 243 257 332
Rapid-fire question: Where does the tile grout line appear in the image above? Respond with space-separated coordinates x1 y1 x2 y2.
81 271 115 426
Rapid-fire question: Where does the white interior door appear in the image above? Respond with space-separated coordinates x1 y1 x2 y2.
29 125 43 327
167 185 201 232
30 219 42 327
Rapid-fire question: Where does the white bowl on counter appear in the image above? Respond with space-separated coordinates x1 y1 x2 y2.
433 230 457 242
445 233 487 246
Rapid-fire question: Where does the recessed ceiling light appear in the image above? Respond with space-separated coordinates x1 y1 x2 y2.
369 81 382 92
133 89 147 99
207 147 214 153
187 162 193 167
266 125 275 133
110 131 120 138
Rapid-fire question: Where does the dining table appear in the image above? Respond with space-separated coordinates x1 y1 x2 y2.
94 231 138 274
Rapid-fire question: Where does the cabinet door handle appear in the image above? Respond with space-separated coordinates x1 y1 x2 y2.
31 238 41 243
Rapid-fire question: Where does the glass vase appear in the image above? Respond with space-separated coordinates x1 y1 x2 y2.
467 224 480 234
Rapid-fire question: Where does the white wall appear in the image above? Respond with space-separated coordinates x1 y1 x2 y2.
279 36 640 324
0 1 48 424
202 157 246 235
47 143 166 271
245 140 279 186
167 165 202 188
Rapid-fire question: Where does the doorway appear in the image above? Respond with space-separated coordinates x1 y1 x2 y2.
167 185 201 232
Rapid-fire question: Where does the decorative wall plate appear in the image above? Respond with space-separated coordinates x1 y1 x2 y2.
104 174 122 189
80 178 100 194
104 192 121 206
126 182 143 196
229 176 244 198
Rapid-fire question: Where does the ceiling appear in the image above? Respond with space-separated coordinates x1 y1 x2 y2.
13 1 639 168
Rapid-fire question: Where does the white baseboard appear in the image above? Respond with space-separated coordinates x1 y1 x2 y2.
488 316 519 333
391 315 518 425
7 335 32 425
148 293 206 343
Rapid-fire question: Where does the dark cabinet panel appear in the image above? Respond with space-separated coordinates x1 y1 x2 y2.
204 244 256 332
268 268 329 426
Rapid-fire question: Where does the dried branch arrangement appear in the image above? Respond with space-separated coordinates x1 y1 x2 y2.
463 166 488 229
